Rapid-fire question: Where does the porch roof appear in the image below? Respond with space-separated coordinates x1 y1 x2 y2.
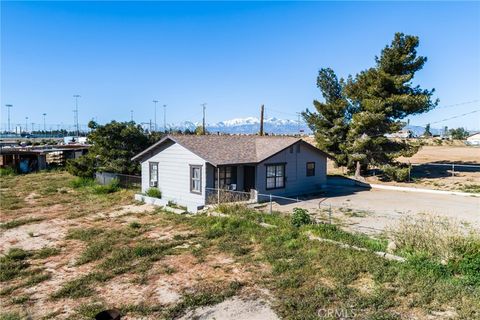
132 135 330 166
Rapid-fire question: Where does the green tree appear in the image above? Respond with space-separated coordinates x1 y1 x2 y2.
304 33 437 173
67 121 160 177
424 123 432 137
449 127 469 140
302 68 351 166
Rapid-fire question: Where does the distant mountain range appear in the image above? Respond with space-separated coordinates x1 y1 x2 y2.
403 125 444 137
159 117 450 136
167 117 311 134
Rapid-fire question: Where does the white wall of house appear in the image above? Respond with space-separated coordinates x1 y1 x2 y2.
141 141 207 212
255 141 327 197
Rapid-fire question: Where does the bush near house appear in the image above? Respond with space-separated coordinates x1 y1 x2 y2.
145 188 162 199
291 208 311 227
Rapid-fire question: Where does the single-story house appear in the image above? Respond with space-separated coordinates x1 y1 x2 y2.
466 132 480 146
132 135 330 212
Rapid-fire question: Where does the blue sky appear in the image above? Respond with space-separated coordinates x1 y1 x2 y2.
1 1 479 131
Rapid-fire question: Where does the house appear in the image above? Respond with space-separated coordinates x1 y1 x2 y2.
466 132 480 146
385 130 414 139
132 135 330 212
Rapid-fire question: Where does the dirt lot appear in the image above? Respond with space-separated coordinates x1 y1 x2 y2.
1 172 479 319
0 172 277 320
324 144 480 192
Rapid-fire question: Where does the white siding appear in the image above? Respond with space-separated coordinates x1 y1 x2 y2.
141 141 207 211
255 142 327 197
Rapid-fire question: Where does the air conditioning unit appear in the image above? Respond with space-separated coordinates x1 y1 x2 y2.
150 181 158 187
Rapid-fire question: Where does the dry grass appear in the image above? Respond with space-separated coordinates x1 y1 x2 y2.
390 214 480 262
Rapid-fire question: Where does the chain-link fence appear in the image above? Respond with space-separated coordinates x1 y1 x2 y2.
95 172 141 189
204 187 399 234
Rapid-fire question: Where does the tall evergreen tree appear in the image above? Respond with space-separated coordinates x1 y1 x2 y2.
302 68 352 166
304 33 438 172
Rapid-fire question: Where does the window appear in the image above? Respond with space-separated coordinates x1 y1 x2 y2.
306 162 315 177
190 165 202 194
215 166 237 189
289 146 294 153
266 164 285 189
149 162 158 187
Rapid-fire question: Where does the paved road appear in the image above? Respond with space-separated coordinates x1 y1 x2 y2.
274 186 480 234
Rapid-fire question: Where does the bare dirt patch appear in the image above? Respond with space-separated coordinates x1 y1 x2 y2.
0 218 68 252
96 203 156 219
179 296 279 320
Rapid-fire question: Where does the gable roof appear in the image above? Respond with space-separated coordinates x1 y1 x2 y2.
132 134 330 166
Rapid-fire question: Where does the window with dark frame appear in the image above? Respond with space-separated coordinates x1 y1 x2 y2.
190 165 202 194
266 164 285 189
215 166 237 189
149 162 158 187
306 162 315 177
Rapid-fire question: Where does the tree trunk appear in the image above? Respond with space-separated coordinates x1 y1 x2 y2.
355 161 361 178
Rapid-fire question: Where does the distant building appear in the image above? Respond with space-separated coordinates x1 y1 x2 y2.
466 132 480 146
385 130 413 139
0 145 89 173
64 136 88 144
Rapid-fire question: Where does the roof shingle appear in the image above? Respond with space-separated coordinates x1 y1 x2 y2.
132 134 306 165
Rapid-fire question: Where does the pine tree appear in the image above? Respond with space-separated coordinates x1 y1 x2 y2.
424 123 432 137
304 33 438 172
302 68 351 166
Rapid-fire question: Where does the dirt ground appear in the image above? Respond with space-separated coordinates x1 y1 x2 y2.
325 145 480 192
1 172 479 319
0 172 277 319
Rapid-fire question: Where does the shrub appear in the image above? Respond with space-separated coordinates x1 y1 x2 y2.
145 188 162 198
0 167 16 176
291 208 311 227
129 221 141 229
66 157 95 178
70 177 96 189
92 179 120 194
381 165 410 182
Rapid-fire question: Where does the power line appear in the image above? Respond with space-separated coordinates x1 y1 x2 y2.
436 99 479 109
430 108 480 125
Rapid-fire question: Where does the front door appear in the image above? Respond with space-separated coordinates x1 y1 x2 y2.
243 166 256 192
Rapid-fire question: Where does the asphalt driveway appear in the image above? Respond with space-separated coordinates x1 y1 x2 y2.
272 186 480 234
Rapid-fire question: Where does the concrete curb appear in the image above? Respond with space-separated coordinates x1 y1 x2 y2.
368 183 480 198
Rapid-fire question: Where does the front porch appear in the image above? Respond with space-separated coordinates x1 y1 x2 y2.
205 164 258 205
207 164 256 192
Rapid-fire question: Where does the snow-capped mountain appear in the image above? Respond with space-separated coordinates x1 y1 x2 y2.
167 117 310 134
157 118 446 136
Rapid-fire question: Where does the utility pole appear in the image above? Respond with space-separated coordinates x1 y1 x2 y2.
297 112 301 135
130 110 134 122
163 104 167 133
5 104 13 133
25 117 29 133
259 104 264 136
73 95 80 138
152 100 158 132
201 103 207 135
43 113 47 133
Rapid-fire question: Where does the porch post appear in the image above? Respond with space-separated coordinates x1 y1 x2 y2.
217 166 220 205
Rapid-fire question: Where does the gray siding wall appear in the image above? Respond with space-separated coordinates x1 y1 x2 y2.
141 141 207 211
255 142 327 197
